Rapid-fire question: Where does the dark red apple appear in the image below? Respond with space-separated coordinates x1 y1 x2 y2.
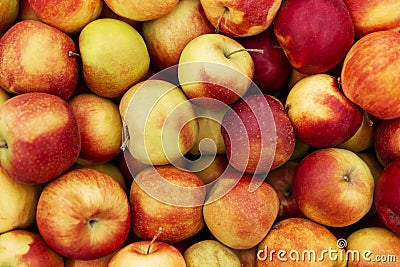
374 117 400 166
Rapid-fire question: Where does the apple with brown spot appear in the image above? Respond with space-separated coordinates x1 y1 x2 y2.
0 20 79 100
374 117 400 166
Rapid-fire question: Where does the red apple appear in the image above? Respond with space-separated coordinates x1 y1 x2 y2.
36 168 131 260
222 94 294 174
0 229 64 266
341 30 400 120
375 158 400 236
274 0 355 74
199 0 282 37
293 148 375 227
65 251 117 267
0 20 79 100
285 74 363 148
374 117 400 166
237 27 292 95
0 93 81 184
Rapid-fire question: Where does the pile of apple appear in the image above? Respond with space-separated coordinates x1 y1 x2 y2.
0 0 399 266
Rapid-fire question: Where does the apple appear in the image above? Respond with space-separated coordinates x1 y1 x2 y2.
0 20 79 100
130 165 206 243
285 69 310 92
189 154 229 185
0 229 64 266
79 18 150 98
199 0 282 37
0 0 19 34
99 3 140 28
0 87 10 105
28 0 103 34
142 0 214 70
257 217 347 267
266 161 304 220
358 152 384 186
178 33 254 109
221 94 293 174
375 158 400 236
0 168 41 234
341 30 400 120
274 0 355 74
232 247 257 267
343 0 400 38
36 168 131 260
69 93 122 165
203 173 280 250
65 251 117 267
118 150 149 186
109 230 186 267
104 0 179 21
346 227 400 267
0 92 81 184
19 0 40 21
374 117 400 166
293 148 375 227
289 137 310 161
285 74 363 148
184 239 242 266
237 26 292 95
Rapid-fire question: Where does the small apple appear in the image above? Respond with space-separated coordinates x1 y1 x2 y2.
285 74 363 148
293 148 375 227
0 87 10 105
108 228 186 267
0 20 79 100
289 137 310 161
375 158 400 236
374 117 400 166
28 0 103 34
69 93 122 165
285 69 310 92
199 0 282 37
190 154 229 185
232 247 257 267
118 150 149 186
0 0 19 34
79 18 150 98
99 3 140 28
36 168 131 260
19 0 40 21
0 92 81 184
274 0 354 74
341 30 400 120
0 230 64 266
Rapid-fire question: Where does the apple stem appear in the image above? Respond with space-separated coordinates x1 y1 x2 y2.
225 48 264 58
0 139 7 149
215 7 228 33
273 45 283 49
68 51 81 58
120 120 130 151
146 227 163 255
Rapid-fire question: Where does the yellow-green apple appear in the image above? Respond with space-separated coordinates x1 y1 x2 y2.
237 27 292 95
178 33 254 109
337 112 376 153
203 173 279 250
79 18 150 98
285 74 363 148
343 0 400 38
292 148 375 227
28 0 103 34
257 217 347 267
130 165 206 243
0 20 79 100
0 168 41 234
108 238 186 267
99 3 140 28
65 251 117 267
266 161 304 220
341 30 400 120
221 94 294 174
19 0 40 21
142 0 214 70
0 92 81 184
285 69 310 93
0 0 18 34
36 168 131 260
184 239 242 266
375 158 400 236
0 87 9 105
0 230 64 266
199 0 282 37
274 0 354 74
104 0 179 21
69 93 122 165
120 79 198 165
289 138 310 161
346 227 400 267
374 117 400 166
190 154 229 185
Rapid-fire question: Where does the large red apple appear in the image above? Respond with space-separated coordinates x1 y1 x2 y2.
293 148 375 227
36 168 131 260
0 92 81 184
274 0 355 74
375 158 400 236
341 30 400 120
0 20 79 100
374 117 400 166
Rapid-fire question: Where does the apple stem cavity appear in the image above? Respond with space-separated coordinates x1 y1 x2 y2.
225 48 264 58
215 7 228 33
68 51 81 58
147 227 163 255
0 139 7 149
343 175 351 183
